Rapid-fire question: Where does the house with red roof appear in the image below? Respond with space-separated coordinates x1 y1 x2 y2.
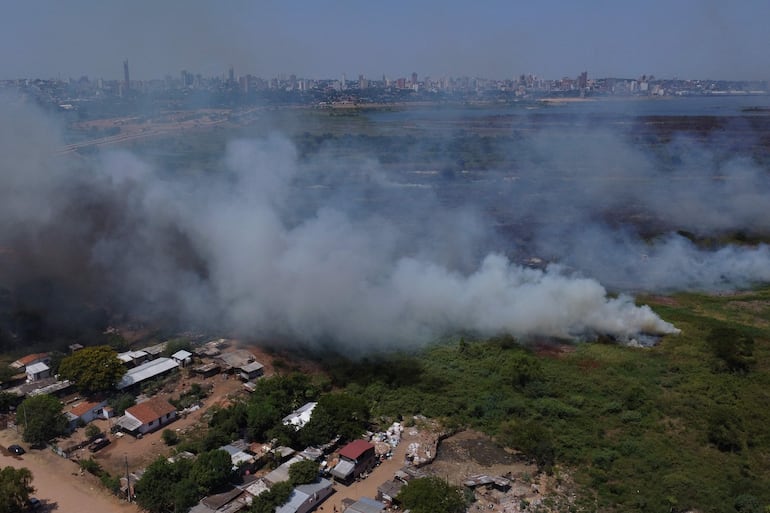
11 353 50 370
331 439 376 484
116 397 177 435
65 399 108 430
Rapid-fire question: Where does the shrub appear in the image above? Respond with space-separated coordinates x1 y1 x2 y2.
162 429 180 446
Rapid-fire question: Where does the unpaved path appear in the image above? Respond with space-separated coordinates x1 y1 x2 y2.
0 429 141 513
321 428 419 512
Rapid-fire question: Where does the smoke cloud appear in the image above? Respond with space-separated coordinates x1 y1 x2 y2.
7 100 770 350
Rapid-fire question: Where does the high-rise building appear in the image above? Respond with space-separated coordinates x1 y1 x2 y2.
123 59 130 90
228 66 235 84
578 71 588 90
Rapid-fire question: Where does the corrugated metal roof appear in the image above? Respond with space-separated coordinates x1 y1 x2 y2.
171 350 192 360
339 439 374 461
264 455 305 485
331 459 355 479
117 357 179 389
25 362 50 374
344 498 386 513
276 479 333 513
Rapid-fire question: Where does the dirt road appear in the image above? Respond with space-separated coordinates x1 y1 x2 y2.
0 429 141 513
321 429 419 512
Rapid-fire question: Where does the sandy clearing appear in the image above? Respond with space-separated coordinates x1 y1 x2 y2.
0 429 141 513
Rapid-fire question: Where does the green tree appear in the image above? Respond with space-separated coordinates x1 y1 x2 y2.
707 327 755 373
707 405 744 453
18 394 67 446
163 338 192 358
299 392 369 446
134 457 194 513
0 365 15 384
0 391 20 413
0 466 34 513
58 346 126 394
288 459 319 486
397 476 466 513
85 424 101 440
503 353 543 388
248 481 293 513
162 429 179 446
190 449 232 494
108 393 135 415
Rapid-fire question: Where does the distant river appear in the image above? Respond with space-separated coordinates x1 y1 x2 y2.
365 95 770 123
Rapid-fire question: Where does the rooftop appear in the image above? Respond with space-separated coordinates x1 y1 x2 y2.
171 349 193 360
275 478 333 513
25 362 50 374
125 397 176 425
344 498 386 513
69 400 103 418
117 357 178 389
11 352 49 369
339 439 375 461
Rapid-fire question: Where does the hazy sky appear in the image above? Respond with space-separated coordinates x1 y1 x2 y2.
2 0 768 81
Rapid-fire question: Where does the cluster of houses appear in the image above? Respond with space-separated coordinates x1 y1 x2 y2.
2 341 459 513
0 338 268 440
161 435 391 513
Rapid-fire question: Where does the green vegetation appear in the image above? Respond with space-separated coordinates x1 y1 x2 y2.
162 428 179 446
58 345 125 394
84 424 101 440
0 391 20 413
288 459 319 486
170 382 211 410
108 392 135 415
77 458 121 495
0 466 34 513
134 450 234 513
198 372 367 453
247 481 293 513
319 289 770 513
18 393 67 446
397 476 466 513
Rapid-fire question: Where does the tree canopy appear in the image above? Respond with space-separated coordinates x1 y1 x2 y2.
0 466 34 513
707 327 756 373
288 459 319 486
299 392 369 446
190 449 233 494
18 393 67 446
397 476 466 513
247 481 293 513
58 345 125 394
135 450 234 513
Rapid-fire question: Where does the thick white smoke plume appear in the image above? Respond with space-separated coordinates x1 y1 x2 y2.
15 99 770 348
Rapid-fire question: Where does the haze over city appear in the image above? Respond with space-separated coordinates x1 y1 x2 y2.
2 0 769 81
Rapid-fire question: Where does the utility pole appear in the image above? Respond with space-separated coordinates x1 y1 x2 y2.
125 453 131 503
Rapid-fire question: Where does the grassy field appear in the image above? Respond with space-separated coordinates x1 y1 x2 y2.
322 289 770 512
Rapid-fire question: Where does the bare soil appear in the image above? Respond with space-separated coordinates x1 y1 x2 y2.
0 429 141 513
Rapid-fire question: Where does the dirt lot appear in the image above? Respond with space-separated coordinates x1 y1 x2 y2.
0 429 140 513
427 430 572 513
88 369 247 476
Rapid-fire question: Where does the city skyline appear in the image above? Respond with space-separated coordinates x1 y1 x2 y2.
1 0 769 82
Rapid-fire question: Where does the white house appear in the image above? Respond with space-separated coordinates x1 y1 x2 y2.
171 349 193 367
65 399 108 430
282 402 317 431
25 362 51 383
117 397 177 435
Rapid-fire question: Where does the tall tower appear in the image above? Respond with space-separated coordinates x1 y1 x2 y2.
123 59 130 91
